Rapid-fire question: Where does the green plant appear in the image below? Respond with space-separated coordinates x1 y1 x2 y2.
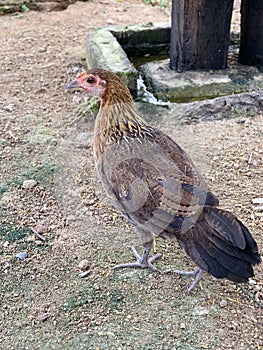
0 226 30 243
144 0 171 9
21 4 30 12
16 161 55 187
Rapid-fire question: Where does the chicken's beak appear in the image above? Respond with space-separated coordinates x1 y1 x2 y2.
66 79 79 90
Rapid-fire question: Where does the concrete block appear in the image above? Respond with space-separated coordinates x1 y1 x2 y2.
141 59 263 103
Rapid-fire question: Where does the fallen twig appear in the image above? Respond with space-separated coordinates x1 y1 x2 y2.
238 285 263 309
30 227 46 241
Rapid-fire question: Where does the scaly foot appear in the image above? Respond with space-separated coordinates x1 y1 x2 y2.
173 268 203 292
113 246 162 271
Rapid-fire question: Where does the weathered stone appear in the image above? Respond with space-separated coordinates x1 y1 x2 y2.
141 58 263 103
22 179 37 189
0 0 76 14
35 1 70 12
219 300 228 308
15 252 28 260
252 198 263 204
111 22 170 57
78 259 89 271
136 90 263 124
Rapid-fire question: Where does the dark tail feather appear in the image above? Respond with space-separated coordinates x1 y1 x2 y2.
180 208 261 283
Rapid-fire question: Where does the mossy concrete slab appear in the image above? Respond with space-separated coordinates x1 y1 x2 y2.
141 59 263 103
110 22 170 57
86 22 263 105
136 91 263 124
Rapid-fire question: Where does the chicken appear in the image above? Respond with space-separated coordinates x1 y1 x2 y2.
67 68 261 291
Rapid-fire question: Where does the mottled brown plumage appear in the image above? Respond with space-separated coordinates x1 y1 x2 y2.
67 69 261 291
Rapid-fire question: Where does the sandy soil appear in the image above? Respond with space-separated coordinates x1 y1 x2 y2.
0 1 262 349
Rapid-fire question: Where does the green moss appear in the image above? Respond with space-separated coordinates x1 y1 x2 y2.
16 161 55 187
0 185 8 197
0 226 30 243
64 286 125 312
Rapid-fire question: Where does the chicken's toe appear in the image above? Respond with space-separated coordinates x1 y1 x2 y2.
173 268 203 292
113 246 161 271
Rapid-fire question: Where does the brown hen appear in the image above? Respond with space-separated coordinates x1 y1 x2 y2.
67 69 261 291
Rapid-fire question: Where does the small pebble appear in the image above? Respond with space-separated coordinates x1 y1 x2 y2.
219 299 228 308
15 252 28 260
0 193 12 205
72 66 81 74
248 279 257 285
40 205 48 213
72 95 83 104
79 270 90 278
245 171 252 177
66 215 76 222
254 206 263 212
33 224 47 234
38 47 47 53
194 306 209 316
22 179 37 189
93 283 100 290
4 104 15 112
180 322 186 329
106 19 115 25
25 235 35 242
78 259 89 271
39 314 49 322
50 138 58 145
252 198 263 204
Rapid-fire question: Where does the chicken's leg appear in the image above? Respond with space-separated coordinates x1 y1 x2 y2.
113 230 161 271
173 268 203 292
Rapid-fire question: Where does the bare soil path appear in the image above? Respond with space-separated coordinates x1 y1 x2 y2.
0 1 262 349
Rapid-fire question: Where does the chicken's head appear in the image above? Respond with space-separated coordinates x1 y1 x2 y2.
67 71 107 97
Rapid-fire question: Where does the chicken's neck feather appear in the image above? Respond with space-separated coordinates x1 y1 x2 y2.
94 96 153 143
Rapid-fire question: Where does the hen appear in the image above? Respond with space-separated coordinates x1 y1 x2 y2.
67 69 261 291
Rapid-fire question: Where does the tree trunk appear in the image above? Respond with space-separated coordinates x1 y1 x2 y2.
170 0 234 72
238 0 263 66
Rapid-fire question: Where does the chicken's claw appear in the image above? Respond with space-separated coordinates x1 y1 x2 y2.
173 268 203 292
113 246 162 271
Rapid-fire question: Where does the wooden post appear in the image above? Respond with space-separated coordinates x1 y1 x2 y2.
170 0 234 72
238 0 263 66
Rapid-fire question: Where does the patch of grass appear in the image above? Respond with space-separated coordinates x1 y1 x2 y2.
144 0 171 9
0 158 55 190
0 185 8 197
16 162 55 187
105 287 125 310
21 3 30 12
64 289 94 311
26 125 54 145
63 286 125 312
231 108 257 119
0 226 30 243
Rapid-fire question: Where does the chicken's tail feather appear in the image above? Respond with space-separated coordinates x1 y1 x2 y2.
180 208 261 283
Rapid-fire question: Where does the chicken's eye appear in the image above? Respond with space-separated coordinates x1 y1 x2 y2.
87 76 95 84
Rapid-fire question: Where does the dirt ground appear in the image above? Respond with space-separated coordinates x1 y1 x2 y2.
0 1 262 349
